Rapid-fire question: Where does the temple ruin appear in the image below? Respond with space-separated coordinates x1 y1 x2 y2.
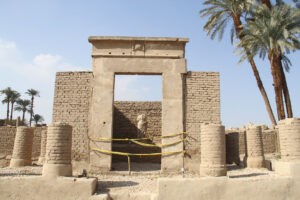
0 36 300 200
52 36 221 173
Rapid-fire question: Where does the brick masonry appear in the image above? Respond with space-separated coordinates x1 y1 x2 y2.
184 71 221 171
238 129 279 155
50 71 222 171
113 101 162 163
0 127 43 167
52 71 93 161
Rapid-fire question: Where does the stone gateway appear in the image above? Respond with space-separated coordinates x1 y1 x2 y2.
52 36 221 173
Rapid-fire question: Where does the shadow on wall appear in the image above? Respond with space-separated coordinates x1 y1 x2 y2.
112 106 161 167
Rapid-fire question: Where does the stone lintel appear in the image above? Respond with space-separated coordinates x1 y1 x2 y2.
88 36 189 58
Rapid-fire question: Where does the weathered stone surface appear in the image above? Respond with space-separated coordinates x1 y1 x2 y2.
38 127 47 164
200 123 226 176
43 123 72 177
10 127 34 167
278 118 300 161
88 37 187 172
184 71 221 172
0 176 97 200
88 36 188 58
246 126 265 168
158 176 300 200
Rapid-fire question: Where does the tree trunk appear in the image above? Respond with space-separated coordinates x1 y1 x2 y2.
29 97 34 127
262 0 293 119
269 53 286 120
261 0 272 9
22 109 25 123
10 102 14 121
6 100 10 121
279 59 293 118
248 57 277 125
232 14 277 125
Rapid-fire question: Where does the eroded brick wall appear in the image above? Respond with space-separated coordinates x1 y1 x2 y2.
0 127 16 157
51 71 222 169
52 71 93 161
113 101 162 163
0 127 43 167
113 101 161 140
184 71 221 171
237 129 279 155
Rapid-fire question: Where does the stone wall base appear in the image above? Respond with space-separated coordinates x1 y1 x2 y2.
158 176 300 200
9 158 31 167
271 160 300 178
0 176 97 200
42 163 72 177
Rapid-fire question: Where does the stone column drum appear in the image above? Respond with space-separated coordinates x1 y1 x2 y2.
278 118 300 161
10 126 34 167
246 125 265 168
38 127 47 164
42 123 72 177
200 124 227 176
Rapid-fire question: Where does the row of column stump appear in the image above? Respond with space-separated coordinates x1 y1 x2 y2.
8 118 300 177
9 122 72 177
200 117 300 176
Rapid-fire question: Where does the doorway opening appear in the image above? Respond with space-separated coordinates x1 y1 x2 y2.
112 74 162 171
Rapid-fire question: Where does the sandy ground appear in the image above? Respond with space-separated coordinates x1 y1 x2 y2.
0 162 280 194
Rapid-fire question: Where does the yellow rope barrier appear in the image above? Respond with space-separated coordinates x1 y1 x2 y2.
90 146 185 156
159 132 188 138
89 132 188 142
130 139 185 147
90 146 185 172
88 137 150 142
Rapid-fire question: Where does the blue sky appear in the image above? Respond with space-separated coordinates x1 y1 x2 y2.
0 0 299 128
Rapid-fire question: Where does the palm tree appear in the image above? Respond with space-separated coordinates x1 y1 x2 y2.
10 91 20 121
0 87 14 121
14 99 31 123
33 114 44 125
238 4 300 120
26 89 40 127
200 0 277 125
259 0 294 119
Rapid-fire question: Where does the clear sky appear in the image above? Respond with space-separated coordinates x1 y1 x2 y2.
0 0 299 128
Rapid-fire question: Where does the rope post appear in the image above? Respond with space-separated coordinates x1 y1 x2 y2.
127 156 131 175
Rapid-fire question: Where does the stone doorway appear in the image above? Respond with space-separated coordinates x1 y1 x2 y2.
112 75 162 171
88 36 188 172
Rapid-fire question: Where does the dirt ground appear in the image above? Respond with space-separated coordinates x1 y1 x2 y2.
0 161 280 194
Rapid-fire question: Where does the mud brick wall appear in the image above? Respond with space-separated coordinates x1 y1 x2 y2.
113 101 161 140
0 127 16 157
238 129 279 155
32 127 42 159
0 127 43 167
113 101 162 163
52 71 93 161
184 71 221 171
51 71 222 168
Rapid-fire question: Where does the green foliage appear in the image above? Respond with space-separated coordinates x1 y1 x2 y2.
26 89 40 126
236 3 300 68
33 114 44 125
200 0 252 43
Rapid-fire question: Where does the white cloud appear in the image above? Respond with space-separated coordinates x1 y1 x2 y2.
12 53 83 83
0 39 84 124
